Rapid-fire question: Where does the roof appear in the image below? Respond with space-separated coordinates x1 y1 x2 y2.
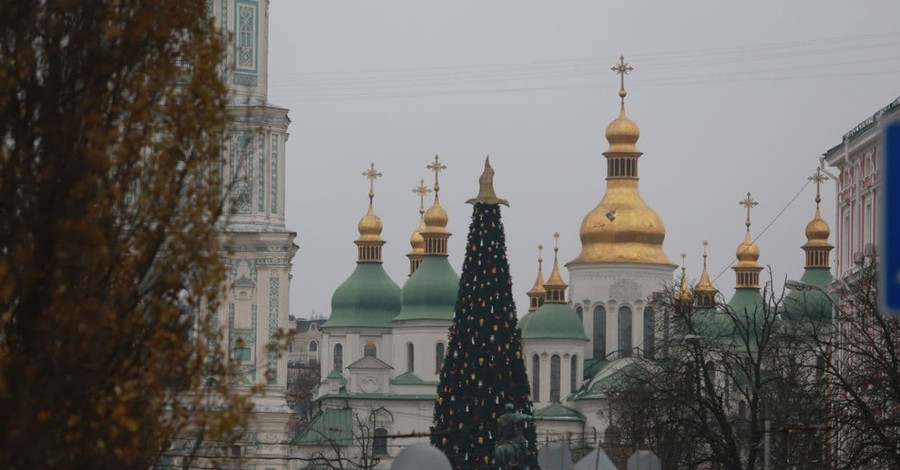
573 358 645 401
346 355 393 371
294 319 326 333
291 408 353 446
533 402 586 422
783 267 834 331
393 255 459 322
390 372 436 386
824 94 900 156
324 263 401 329
520 303 588 341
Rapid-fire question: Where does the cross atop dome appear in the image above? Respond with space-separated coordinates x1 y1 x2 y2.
611 55 633 104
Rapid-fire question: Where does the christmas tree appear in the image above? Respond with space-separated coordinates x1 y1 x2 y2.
432 158 539 469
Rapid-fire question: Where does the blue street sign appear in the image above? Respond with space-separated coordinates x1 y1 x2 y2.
882 121 900 316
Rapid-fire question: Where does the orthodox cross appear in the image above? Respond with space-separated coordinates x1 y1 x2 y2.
681 252 687 271
809 168 828 208
702 240 710 268
537 244 544 268
363 162 382 204
739 192 758 229
553 232 560 253
611 55 633 103
427 155 447 194
412 178 432 216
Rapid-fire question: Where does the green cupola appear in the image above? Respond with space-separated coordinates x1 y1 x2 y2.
521 235 588 341
394 156 460 322
324 163 401 329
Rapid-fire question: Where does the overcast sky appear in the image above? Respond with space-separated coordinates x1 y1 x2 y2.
267 0 900 319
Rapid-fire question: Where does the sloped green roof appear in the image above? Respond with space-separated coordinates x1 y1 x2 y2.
393 255 459 322
582 358 609 381
534 402 586 421
292 408 353 446
326 369 348 385
391 372 436 386
784 267 834 329
521 303 588 341
574 359 645 400
324 263 401 329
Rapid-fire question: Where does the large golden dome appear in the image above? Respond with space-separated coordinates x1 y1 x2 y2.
572 59 671 266
734 230 761 267
422 198 449 235
804 211 831 247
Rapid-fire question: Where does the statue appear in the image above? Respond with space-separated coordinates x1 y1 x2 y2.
493 403 532 469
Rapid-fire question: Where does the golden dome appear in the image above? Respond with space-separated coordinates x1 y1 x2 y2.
543 235 568 303
735 230 760 267
422 197 449 235
409 218 426 254
675 253 692 303
605 106 640 154
357 204 383 242
804 209 832 247
574 182 671 265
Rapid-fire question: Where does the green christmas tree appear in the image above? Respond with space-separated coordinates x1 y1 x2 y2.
432 158 539 469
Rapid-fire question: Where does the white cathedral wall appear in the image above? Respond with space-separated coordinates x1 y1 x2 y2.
523 338 584 408
567 263 674 359
391 320 451 382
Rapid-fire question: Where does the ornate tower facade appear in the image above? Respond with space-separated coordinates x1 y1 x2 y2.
567 57 676 361
209 0 297 458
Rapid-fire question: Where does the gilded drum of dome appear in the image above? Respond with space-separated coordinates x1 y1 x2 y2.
573 180 671 265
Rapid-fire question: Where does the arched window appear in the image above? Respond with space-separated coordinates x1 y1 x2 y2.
373 428 388 456
333 344 343 371
593 305 606 358
618 306 632 357
570 355 578 393
435 342 445 374
532 354 541 402
550 355 561 402
643 307 655 359
309 340 318 353
406 343 414 373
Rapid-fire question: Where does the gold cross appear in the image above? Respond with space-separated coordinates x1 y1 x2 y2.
681 252 687 270
611 55 633 103
412 178 432 216
537 245 544 266
808 168 828 208
427 155 447 194
739 192 758 228
553 232 560 252
362 162 382 203
702 240 709 257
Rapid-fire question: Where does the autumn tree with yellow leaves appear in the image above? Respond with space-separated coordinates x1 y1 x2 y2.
0 2 258 468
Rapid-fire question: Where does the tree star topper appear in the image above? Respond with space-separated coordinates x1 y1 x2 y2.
466 156 509 206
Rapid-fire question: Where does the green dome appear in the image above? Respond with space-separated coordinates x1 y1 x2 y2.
323 263 401 329
393 255 459 322
784 267 834 322
521 303 588 341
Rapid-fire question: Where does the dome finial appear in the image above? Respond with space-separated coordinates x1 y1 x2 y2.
363 162 382 206
739 192 758 233
544 233 568 303
466 156 509 206
407 179 432 275
734 194 763 288
413 178 432 216
694 240 718 307
427 155 447 197
612 55 633 106
676 252 692 306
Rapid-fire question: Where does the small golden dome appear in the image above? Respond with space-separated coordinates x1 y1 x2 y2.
805 211 831 245
527 246 546 296
357 203 384 242
735 230 760 267
605 106 640 154
675 253 692 303
410 218 426 254
422 197 449 235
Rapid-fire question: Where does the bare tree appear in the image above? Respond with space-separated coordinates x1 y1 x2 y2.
608 276 828 469
295 410 385 470
806 258 900 469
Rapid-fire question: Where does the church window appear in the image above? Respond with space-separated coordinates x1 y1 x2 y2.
364 341 377 357
570 355 578 393
233 347 251 362
550 355 561 402
593 305 606 358
406 343 414 373
435 342 445 373
643 307 655 359
532 354 540 402
618 306 633 357
373 428 388 456
333 344 343 371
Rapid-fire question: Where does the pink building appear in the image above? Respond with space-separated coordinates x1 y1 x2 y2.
823 96 900 278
